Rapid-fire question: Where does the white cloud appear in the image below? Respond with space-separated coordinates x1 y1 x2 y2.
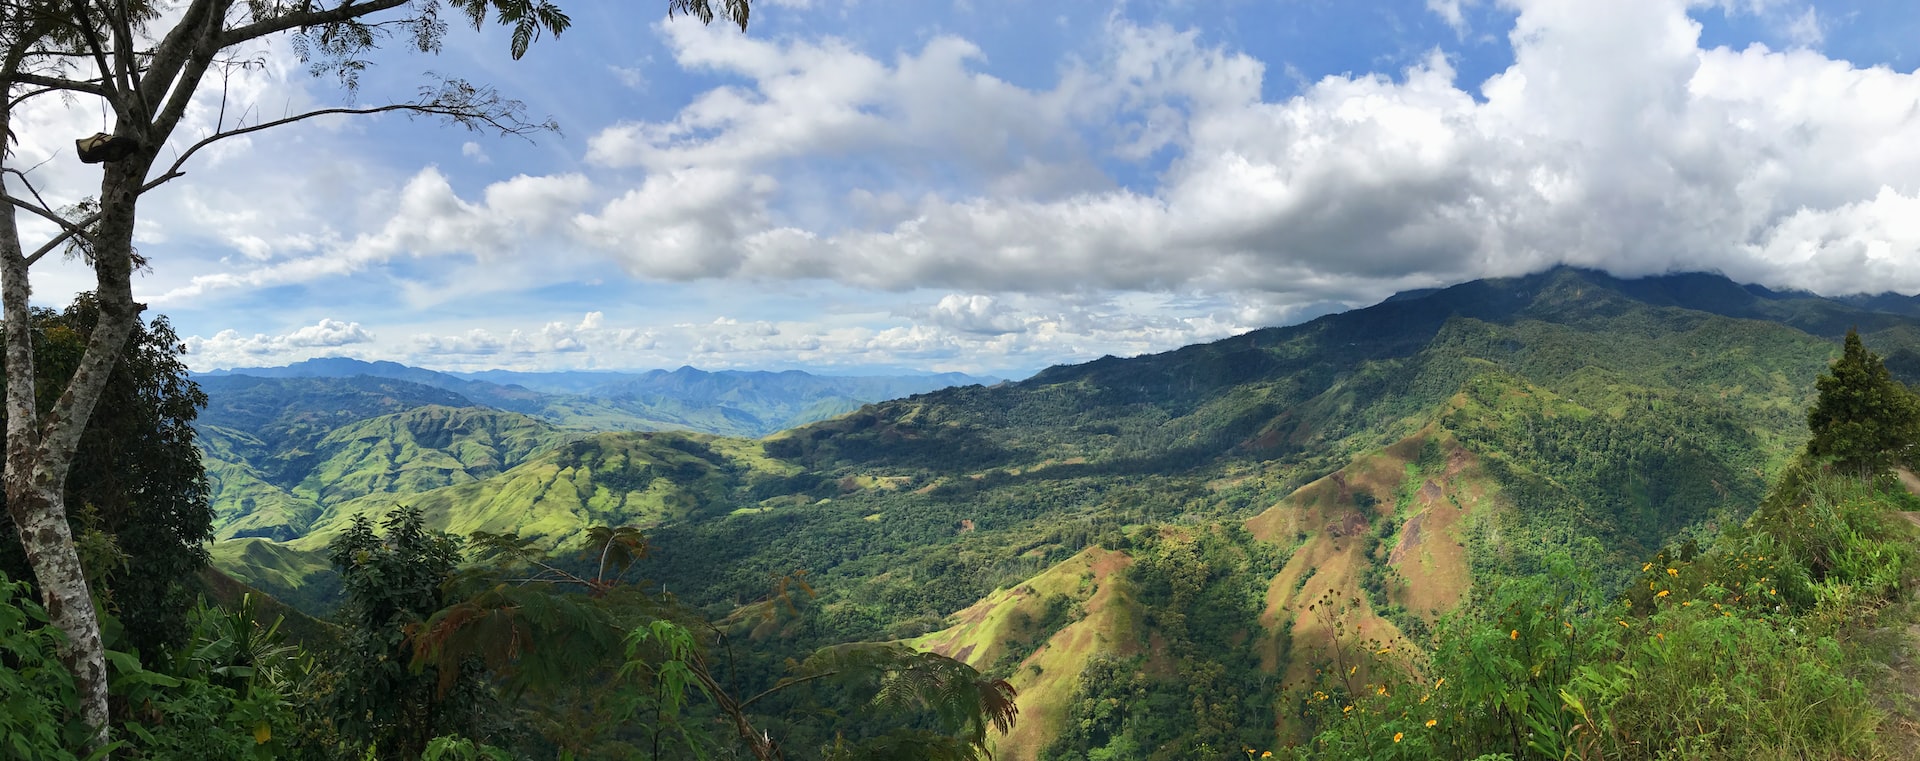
564 1 1920 301
1781 6 1823 48
93 1 1920 375
156 169 593 302
184 318 374 368
1428 0 1478 32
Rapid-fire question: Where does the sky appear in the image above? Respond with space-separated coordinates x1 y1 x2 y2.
9 0 1920 377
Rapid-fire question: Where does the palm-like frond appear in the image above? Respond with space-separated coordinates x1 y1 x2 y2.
667 0 752 31
776 642 1018 757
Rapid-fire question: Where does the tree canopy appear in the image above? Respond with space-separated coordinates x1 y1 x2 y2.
0 295 210 662
1804 328 1920 476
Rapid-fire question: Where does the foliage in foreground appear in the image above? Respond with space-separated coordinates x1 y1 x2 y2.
1279 470 1917 761
0 506 1020 760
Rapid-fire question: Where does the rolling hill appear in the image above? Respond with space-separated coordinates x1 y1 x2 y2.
200 359 1002 437
203 266 1920 755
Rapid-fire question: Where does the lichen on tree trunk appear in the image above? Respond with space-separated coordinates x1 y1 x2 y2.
0 138 147 749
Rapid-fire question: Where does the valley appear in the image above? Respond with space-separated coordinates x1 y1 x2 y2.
200 266 1920 758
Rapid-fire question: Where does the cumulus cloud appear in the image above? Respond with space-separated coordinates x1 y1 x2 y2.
565 0 1920 301
184 319 374 367
136 1 1920 375
411 312 656 359
156 169 593 302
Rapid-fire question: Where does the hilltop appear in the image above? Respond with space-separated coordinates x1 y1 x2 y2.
203 266 1920 755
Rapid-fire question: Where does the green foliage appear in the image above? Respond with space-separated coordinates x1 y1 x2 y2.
0 574 91 759
0 296 213 663
1045 527 1281 760
326 506 499 759
1804 329 1920 476
0 569 339 760
1291 469 1916 760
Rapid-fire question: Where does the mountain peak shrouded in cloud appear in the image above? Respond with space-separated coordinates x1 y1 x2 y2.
24 0 1911 375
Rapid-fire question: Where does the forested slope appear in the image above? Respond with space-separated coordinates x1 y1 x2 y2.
204 266 1920 757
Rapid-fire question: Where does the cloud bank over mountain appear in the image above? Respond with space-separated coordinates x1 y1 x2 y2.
19 0 1913 373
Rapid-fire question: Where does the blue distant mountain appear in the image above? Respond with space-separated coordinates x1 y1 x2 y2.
197 358 1000 438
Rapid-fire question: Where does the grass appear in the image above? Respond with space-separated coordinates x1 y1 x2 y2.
909 547 1141 761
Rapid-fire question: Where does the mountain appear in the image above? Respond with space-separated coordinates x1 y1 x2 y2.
200 359 1002 437
203 266 1920 756
628 266 1920 756
203 403 569 541
194 361 999 541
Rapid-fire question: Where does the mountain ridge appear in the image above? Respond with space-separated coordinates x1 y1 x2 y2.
201 266 1920 756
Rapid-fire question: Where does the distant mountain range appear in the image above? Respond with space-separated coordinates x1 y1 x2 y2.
197 359 1001 438
192 360 999 543
198 267 1920 756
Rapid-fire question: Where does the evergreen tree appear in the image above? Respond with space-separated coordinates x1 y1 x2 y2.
1805 328 1920 477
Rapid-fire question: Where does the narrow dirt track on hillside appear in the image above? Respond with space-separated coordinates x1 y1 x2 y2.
1898 468 1920 528
1883 469 1920 757
1898 468 1920 496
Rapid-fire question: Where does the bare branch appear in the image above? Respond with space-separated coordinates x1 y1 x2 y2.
143 79 555 192
10 70 108 97
137 0 220 112
23 223 89 266
2 169 92 245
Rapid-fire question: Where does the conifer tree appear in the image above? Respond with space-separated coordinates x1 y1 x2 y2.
1805 328 1920 477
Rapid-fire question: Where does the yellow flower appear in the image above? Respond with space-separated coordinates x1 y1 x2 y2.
1349 666 1357 676
1510 629 1518 639
1377 647 1392 655
1377 685 1388 696
1344 705 1354 714
1667 568 1679 576
1394 732 1404 743
1435 678 1445 688
1655 589 1669 598
1618 620 1631 628
1426 719 1438 728
1642 562 1652 572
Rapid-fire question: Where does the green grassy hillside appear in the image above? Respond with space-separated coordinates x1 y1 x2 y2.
204 404 572 540
216 430 800 610
292 405 568 505
201 267 1920 755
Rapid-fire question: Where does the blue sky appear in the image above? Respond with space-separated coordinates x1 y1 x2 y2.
12 0 1920 377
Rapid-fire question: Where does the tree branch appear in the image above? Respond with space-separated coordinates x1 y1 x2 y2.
62 0 124 111
9 71 108 98
23 223 89 267
737 670 839 711
137 0 220 113
143 90 553 192
218 0 409 48
1 170 92 250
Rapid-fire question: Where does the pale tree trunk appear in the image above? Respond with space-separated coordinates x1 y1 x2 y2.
0 0 573 745
0 109 148 747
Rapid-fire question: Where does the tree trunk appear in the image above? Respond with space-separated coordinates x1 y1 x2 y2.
0 130 147 749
